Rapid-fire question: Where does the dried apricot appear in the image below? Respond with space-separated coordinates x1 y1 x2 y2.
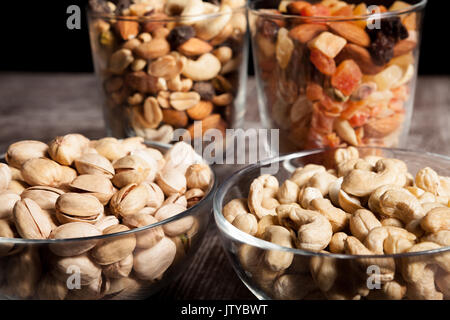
349 112 370 127
301 4 331 17
331 60 363 96
287 1 311 15
310 48 337 76
306 83 324 101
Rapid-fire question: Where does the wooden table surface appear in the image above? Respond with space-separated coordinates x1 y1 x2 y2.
0 73 449 300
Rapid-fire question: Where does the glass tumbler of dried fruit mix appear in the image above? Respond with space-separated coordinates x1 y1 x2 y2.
88 0 248 144
249 0 427 152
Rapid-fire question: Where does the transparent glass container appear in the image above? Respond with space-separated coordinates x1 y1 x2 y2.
249 0 427 153
214 147 449 300
0 143 217 300
88 1 248 144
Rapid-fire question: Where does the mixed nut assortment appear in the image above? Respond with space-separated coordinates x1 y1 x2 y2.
88 0 247 143
223 147 450 300
0 133 213 299
250 0 420 150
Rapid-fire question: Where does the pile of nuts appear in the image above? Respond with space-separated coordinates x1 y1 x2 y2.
0 133 213 299
250 0 419 150
223 147 450 300
89 0 247 142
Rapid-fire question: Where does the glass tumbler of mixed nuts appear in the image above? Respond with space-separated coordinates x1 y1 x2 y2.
88 0 248 144
249 0 426 152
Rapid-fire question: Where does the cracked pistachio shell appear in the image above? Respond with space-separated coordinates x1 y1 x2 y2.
185 188 205 208
95 215 120 232
185 164 212 190
110 183 148 217
21 158 63 187
154 203 192 237
112 155 151 188
13 198 53 239
163 142 202 174
55 193 104 224
21 186 65 210
121 137 146 154
49 222 102 256
106 276 142 297
133 237 176 281
156 169 187 196
48 134 90 166
6 140 49 169
59 166 78 187
52 253 101 286
94 137 127 161
163 193 187 207
142 182 165 209
90 224 137 265
123 213 164 249
0 191 21 219
130 149 160 183
74 153 115 178
5 247 42 299
0 163 12 191
70 174 116 205
35 273 68 300
102 254 133 279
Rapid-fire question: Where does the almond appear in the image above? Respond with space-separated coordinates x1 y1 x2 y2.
289 24 328 44
178 38 213 57
125 71 159 94
184 114 222 139
142 13 169 33
364 113 404 139
328 22 370 47
393 40 417 57
336 44 384 75
212 93 233 106
116 20 139 40
187 101 213 120
287 1 311 15
162 109 189 128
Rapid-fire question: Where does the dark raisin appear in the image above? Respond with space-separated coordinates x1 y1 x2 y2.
167 26 196 50
257 19 280 41
193 82 216 101
369 32 395 66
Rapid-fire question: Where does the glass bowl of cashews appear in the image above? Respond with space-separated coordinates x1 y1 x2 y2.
88 0 248 143
214 147 450 300
0 133 216 300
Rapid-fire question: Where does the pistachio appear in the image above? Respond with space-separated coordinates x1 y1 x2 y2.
163 141 202 174
123 213 164 248
6 140 49 169
130 149 159 182
156 168 187 196
7 180 28 195
121 136 146 154
112 155 151 188
0 191 21 219
163 193 188 207
49 222 102 256
13 198 53 239
74 153 115 179
91 224 137 265
52 253 101 286
48 134 90 166
185 163 211 190
133 237 176 281
103 254 134 278
94 138 127 161
69 174 116 205
142 182 165 209
35 273 68 300
106 276 142 297
185 188 205 208
9 166 24 181
59 166 78 188
94 215 120 232
21 158 63 187
154 203 192 236
5 247 41 298
21 186 65 210
55 193 104 225
0 163 12 191
0 219 16 256
110 183 148 217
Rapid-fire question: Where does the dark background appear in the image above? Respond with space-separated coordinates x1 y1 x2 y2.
0 0 447 75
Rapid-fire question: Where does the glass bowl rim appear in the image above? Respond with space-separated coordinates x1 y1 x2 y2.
0 141 217 244
248 0 427 22
213 146 450 260
87 4 246 22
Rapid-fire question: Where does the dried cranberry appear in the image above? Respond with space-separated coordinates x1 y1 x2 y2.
167 26 196 50
258 19 280 41
193 82 216 101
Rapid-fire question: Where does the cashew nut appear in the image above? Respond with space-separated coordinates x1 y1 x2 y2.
309 198 350 233
420 207 450 234
422 230 450 247
194 5 232 40
329 232 348 254
349 209 382 241
364 226 416 254
255 215 278 238
381 218 404 228
182 53 221 81
223 198 248 223
306 172 338 196
415 167 441 196
334 147 359 167
277 179 299 205
401 242 450 300
248 179 276 219
328 177 343 207
232 213 258 236
342 159 408 197
338 189 363 214
367 280 407 300
337 158 373 178
262 226 294 272
273 274 316 300
290 164 326 188
299 187 323 209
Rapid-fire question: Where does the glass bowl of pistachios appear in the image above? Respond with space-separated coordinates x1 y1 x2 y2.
214 147 450 300
0 134 216 300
